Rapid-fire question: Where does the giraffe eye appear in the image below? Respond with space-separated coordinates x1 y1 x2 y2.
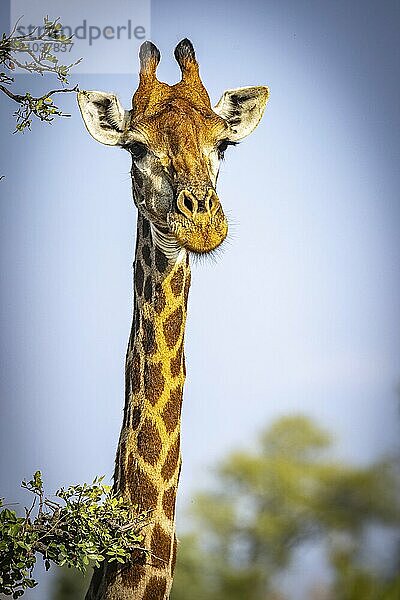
128 142 148 161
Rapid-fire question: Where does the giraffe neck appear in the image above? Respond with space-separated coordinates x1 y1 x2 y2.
90 214 191 600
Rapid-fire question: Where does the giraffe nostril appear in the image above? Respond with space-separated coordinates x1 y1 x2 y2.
177 190 198 219
206 189 220 216
183 194 193 214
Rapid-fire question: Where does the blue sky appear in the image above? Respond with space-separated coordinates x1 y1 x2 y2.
1 1 399 597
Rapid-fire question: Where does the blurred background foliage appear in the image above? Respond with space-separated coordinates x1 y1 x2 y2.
50 415 399 600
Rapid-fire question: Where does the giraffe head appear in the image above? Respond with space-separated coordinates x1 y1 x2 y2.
78 39 269 254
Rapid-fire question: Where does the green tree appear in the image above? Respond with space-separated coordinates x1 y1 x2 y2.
171 416 399 600
329 545 400 600
0 473 148 598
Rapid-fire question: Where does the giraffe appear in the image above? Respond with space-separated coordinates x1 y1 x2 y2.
77 38 269 600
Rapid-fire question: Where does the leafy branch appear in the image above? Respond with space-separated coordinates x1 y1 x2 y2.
0 16 82 132
0 472 150 598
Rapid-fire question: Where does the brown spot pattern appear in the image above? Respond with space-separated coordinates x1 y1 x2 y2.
151 524 172 569
130 351 141 394
144 276 153 302
114 445 120 482
130 548 147 566
123 382 131 424
142 244 152 267
142 318 157 354
127 460 158 508
132 166 143 189
131 406 141 430
135 261 144 296
162 386 182 433
117 436 128 491
155 248 168 273
120 565 146 590
155 284 166 314
89 564 107 596
134 302 140 331
162 487 176 520
163 306 183 349
137 419 162 466
171 536 178 574
170 266 184 296
142 217 150 239
144 361 165 405
161 439 180 482
143 576 167 600
184 271 191 308
170 345 183 377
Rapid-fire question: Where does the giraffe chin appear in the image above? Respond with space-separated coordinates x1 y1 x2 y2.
168 213 228 254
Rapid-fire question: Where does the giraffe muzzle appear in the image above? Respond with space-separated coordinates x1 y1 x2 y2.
169 189 228 253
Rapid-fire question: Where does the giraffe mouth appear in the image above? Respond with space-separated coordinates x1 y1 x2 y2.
167 210 228 254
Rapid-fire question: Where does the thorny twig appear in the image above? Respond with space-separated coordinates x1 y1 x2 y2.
0 16 81 132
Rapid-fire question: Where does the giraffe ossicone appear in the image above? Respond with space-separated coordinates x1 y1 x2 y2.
78 38 269 600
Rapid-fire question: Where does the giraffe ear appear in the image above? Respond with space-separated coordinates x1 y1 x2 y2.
77 90 130 146
214 86 269 141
